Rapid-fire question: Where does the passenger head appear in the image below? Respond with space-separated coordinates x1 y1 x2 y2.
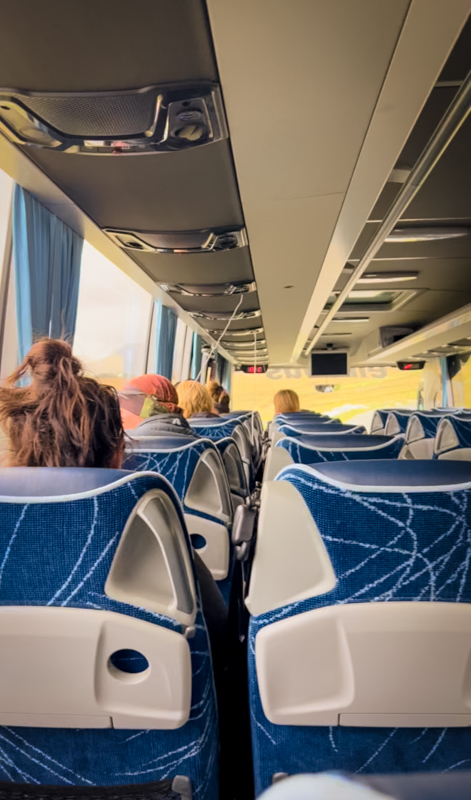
207 380 230 414
177 380 213 418
118 373 182 429
0 338 124 468
274 389 300 414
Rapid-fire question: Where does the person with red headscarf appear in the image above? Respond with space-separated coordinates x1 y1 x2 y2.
118 374 198 437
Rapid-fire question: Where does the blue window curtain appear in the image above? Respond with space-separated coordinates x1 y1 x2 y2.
154 301 177 378
440 356 448 407
221 357 232 394
190 332 203 380
12 185 83 362
214 352 222 383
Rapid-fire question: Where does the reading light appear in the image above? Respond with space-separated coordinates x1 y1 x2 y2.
385 227 469 243
332 316 369 323
357 271 419 283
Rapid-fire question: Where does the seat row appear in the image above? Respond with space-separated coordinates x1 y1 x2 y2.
123 410 263 601
0 409 264 800
248 457 471 793
2 456 471 797
265 408 471 479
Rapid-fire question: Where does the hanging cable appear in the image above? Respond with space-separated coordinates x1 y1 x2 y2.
194 293 244 383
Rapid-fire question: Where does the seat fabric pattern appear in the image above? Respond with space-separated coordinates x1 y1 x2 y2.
124 442 232 602
0 473 218 799
386 412 413 434
123 440 213 512
435 417 471 456
249 465 471 794
407 414 443 440
371 410 390 431
278 424 366 438
277 436 403 464
214 438 248 497
189 421 242 442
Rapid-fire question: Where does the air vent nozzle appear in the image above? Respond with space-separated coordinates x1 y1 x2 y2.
0 84 227 154
105 228 248 254
161 282 256 297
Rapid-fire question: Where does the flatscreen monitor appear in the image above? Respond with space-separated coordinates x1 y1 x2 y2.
311 351 348 377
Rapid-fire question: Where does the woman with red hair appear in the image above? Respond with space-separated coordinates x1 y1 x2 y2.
118 373 198 437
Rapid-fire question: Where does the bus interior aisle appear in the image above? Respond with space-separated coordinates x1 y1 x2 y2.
1 2 471 799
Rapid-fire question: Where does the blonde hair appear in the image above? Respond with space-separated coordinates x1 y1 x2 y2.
177 380 213 419
274 389 300 414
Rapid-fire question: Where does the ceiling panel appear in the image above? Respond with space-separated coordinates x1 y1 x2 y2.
401 115 471 220
0 0 216 90
164 291 260 314
207 0 416 362
197 316 264 333
133 247 254 285
438 14 471 82
370 113 471 222
350 223 471 261
27 143 243 231
394 86 458 172
334 258 471 293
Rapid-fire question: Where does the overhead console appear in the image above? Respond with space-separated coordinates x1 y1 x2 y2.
0 85 228 154
0 0 267 359
105 228 248 254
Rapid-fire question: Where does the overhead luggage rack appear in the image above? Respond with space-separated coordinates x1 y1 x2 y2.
105 227 248 254
0 84 228 154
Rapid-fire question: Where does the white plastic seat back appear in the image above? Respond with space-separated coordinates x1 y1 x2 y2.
248 461 471 729
435 417 471 461
0 478 198 730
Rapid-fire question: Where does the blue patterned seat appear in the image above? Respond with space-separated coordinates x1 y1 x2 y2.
189 419 254 488
278 423 366 438
275 413 325 422
219 412 263 470
401 413 448 460
265 433 404 479
384 411 417 436
123 436 233 600
247 460 471 795
0 468 218 799
214 437 249 508
435 416 471 460
371 409 397 434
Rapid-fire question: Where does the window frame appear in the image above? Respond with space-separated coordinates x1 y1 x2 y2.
0 192 13 375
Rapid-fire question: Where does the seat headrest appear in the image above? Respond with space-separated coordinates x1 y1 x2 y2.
405 413 443 442
191 418 239 428
0 468 133 497
385 410 416 435
278 433 396 450
435 416 471 454
280 423 363 436
127 435 202 450
311 459 471 487
221 411 251 418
